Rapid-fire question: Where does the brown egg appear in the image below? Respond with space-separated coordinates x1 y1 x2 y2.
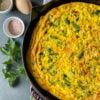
16 0 32 15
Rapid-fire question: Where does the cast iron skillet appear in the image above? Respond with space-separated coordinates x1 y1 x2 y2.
22 0 100 100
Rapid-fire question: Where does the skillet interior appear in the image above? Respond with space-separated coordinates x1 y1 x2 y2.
22 0 100 100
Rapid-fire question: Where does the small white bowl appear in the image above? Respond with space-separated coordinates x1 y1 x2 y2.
0 0 13 14
3 16 25 38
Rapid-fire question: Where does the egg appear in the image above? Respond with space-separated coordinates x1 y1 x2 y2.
16 0 32 15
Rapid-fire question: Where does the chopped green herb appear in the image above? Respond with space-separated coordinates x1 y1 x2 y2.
48 57 53 63
49 70 57 76
50 35 59 39
76 17 79 21
64 80 71 87
51 70 57 75
91 10 100 16
78 51 84 59
63 74 71 86
56 18 61 25
79 85 87 90
65 18 70 24
63 74 68 78
77 95 84 99
72 21 80 33
48 48 58 55
78 81 87 90
48 79 56 85
62 30 67 37
79 72 84 76
87 91 93 97
39 52 45 57
49 22 54 26
48 48 54 55
47 65 53 71
56 41 63 47
91 65 96 78
48 14 54 26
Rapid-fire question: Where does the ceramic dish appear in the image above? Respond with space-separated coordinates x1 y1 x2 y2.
3 16 25 38
0 0 13 14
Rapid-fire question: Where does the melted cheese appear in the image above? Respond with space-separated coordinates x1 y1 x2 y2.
27 2 100 100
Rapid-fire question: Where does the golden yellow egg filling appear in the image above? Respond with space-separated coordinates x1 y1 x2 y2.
27 2 100 100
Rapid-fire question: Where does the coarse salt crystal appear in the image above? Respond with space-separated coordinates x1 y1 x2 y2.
8 19 23 35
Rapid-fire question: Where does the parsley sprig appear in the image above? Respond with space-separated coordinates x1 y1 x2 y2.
0 38 25 87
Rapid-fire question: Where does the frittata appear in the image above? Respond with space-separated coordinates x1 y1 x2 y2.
27 2 100 100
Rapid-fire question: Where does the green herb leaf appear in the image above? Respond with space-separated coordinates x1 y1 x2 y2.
64 80 71 87
3 59 12 65
48 48 58 55
0 38 21 61
72 21 80 33
56 41 63 47
56 18 61 25
62 30 67 37
63 74 71 87
50 35 59 39
63 74 68 78
65 18 70 24
91 10 100 16
39 52 45 57
2 68 19 86
76 17 79 21
47 65 53 71
48 57 53 63
50 70 57 76
78 51 84 59
49 22 54 26
0 47 10 55
0 38 25 87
